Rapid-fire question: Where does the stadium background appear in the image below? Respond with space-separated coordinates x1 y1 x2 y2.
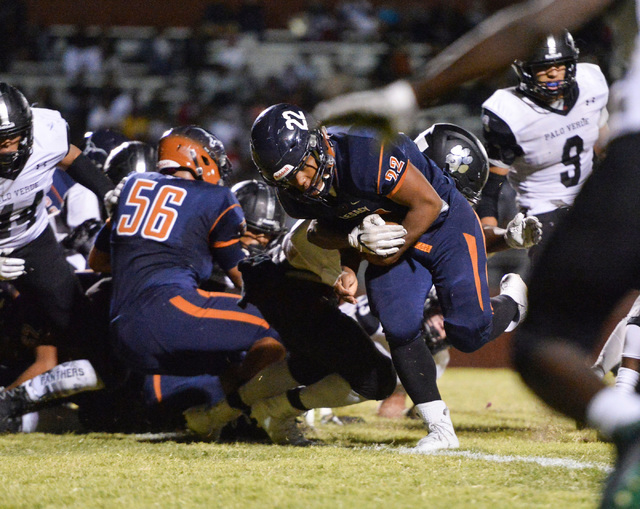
2 0 635 368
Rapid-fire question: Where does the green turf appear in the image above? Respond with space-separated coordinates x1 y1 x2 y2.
0 368 614 508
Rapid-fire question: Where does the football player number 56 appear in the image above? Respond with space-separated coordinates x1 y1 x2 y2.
116 179 186 241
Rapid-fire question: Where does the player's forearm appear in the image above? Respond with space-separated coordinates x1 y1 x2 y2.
412 0 614 106
483 224 511 254
307 220 350 250
396 202 441 257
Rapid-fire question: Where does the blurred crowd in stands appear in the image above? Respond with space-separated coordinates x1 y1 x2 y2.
0 0 617 186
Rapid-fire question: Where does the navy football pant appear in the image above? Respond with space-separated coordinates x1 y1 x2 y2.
111 286 278 376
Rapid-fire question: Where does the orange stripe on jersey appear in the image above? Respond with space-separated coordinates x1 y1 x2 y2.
472 209 490 287
387 159 409 199
50 185 64 204
153 374 162 403
196 289 241 299
376 143 385 193
209 203 242 236
414 242 432 253
212 238 240 248
170 295 270 328
463 232 484 311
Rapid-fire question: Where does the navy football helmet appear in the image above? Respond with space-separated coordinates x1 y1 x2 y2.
82 129 130 171
157 126 231 185
250 103 335 205
513 30 579 102
231 180 287 237
104 141 157 185
414 123 489 206
0 83 33 180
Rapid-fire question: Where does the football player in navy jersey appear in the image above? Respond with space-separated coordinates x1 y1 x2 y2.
0 83 114 391
88 126 285 437
184 178 397 445
315 0 640 502
249 103 527 452
477 31 609 266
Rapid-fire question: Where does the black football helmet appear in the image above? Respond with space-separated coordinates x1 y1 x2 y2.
513 30 579 102
157 126 231 185
103 141 157 185
231 180 287 237
250 103 335 205
82 129 130 171
0 83 33 180
414 123 489 206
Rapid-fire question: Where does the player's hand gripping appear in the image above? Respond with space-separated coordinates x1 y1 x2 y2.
504 212 542 249
0 248 26 281
348 214 406 257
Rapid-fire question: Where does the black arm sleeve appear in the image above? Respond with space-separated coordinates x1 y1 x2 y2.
65 153 115 200
481 108 523 166
476 171 507 220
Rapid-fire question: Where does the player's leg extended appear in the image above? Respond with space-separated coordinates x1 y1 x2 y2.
511 134 640 507
366 259 458 451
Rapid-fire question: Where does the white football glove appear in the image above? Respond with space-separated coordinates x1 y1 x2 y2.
0 248 26 281
103 178 127 217
313 80 418 133
504 213 543 249
348 214 406 257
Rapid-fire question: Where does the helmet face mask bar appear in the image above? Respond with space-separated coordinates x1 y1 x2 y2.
512 30 579 102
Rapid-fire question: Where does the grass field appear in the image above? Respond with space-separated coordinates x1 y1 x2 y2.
0 368 614 509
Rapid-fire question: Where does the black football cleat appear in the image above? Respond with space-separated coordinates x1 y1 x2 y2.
0 386 29 433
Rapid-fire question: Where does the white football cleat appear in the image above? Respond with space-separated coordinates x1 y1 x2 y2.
250 394 311 446
499 273 528 332
412 400 459 453
184 400 241 440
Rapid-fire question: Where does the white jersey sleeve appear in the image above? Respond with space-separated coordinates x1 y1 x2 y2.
63 183 102 229
280 218 342 287
0 108 69 249
481 63 609 215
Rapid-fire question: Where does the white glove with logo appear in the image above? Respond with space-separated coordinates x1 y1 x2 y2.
313 80 418 133
504 213 543 249
348 214 407 257
103 178 127 217
0 248 26 280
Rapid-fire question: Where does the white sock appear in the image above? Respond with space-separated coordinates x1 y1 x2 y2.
298 374 367 410
593 318 627 377
415 400 450 425
238 359 299 406
22 360 103 403
615 367 640 394
586 386 640 438
622 324 640 359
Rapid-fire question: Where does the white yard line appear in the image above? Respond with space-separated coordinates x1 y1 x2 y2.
132 434 613 472
370 445 613 472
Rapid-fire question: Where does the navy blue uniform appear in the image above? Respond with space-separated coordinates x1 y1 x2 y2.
279 127 493 353
107 172 279 375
